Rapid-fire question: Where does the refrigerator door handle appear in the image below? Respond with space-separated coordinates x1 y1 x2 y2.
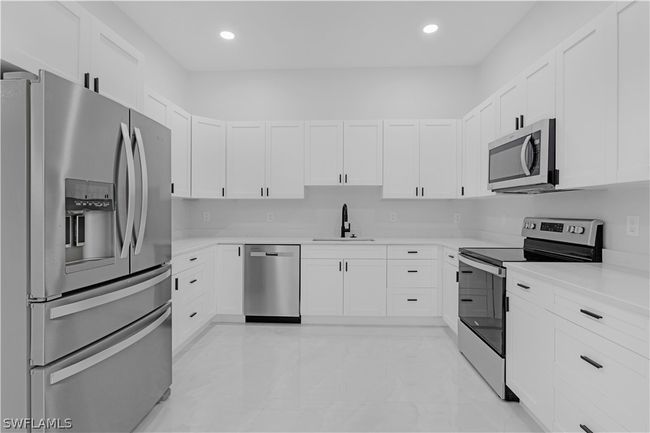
49 269 171 319
133 127 148 255
49 306 171 385
120 122 136 259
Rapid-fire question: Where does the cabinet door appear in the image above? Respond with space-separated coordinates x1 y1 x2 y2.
420 119 460 198
496 80 525 137
226 122 266 198
266 122 305 198
556 9 616 189
506 293 554 429
192 116 226 199
216 245 244 315
461 110 480 197
143 87 169 126
613 1 649 183
305 121 344 185
301 259 344 315
478 99 497 197
169 105 192 197
89 18 144 110
382 120 419 198
343 121 383 185
343 259 387 316
522 52 556 127
442 262 458 334
1 1 91 84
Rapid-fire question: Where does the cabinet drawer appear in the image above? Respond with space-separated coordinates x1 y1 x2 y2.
387 260 436 288
388 245 438 260
443 248 458 266
174 266 205 307
302 245 386 259
175 293 211 347
172 248 210 275
387 290 437 317
506 271 554 308
554 290 648 357
555 318 649 432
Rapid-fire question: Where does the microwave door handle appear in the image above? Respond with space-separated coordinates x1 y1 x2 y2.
133 127 148 255
120 122 136 259
520 134 532 176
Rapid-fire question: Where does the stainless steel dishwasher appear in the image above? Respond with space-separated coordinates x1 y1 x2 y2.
244 245 300 322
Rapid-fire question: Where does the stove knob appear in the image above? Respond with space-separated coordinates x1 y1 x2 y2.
568 226 575 233
530 223 536 229
575 226 585 234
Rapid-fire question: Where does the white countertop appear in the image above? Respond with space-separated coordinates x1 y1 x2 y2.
172 235 505 256
506 262 650 316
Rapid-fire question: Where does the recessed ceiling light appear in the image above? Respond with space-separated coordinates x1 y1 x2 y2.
219 30 235 40
422 24 439 34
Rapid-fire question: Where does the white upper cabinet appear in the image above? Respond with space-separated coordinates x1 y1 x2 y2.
612 0 649 183
343 121 383 185
555 8 616 189
192 116 226 199
382 120 420 198
461 109 480 198
419 120 460 198
521 51 556 126
496 81 524 137
143 87 169 126
305 121 344 185
89 18 145 110
1 1 91 84
478 99 497 197
266 122 305 198
169 105 192 198
226 121 267 199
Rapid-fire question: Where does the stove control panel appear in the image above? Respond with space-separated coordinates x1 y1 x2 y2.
521 217 603 247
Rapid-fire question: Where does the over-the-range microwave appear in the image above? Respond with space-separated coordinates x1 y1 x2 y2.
488 118 558 193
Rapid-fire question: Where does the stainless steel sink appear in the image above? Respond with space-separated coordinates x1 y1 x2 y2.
312 237 375 242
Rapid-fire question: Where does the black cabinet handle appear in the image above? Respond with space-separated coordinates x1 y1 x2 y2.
345 261 348 272
266 187 269 197
421 187 424 197
580 425 594 433
222 187 225 197
456 271 459 283
93 77 99 93
189 279 197 284
174 278 179 291
189 257 198 262
520 114 524 127
461 298 474 302
461 186 465 196
339 261 342 272
505 296 509 312
516 283 530 289
515 117 519 130
580 355 603 369
407 298 418 302
407 270 418 273
238 247 241 257
339 174 342 184
416 187 419 197
461 270 473 274
407 251 418 254
84 72 90 89
345 174 348 183
189 312 197 318
260 187 263 197
579 309 603 320
171 183 175 194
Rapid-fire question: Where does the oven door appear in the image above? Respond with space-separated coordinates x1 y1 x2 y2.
488 118 553 191
458 255 506 357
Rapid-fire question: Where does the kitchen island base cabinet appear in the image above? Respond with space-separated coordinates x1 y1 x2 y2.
216 245 244 315
300 259 344 316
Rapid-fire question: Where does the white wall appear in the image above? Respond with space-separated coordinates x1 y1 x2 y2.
476 1 610 101
80 2 190 106
189 66 477 120
176 187 462 239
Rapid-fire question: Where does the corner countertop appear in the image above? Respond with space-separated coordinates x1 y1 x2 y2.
172 235 509 257
506 261 650 316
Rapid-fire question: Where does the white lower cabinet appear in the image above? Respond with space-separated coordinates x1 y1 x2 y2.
441 249 459 333
300 259 344 316
215 245 244 315
171 246 217 352
386 245 438 317
344 259 387 316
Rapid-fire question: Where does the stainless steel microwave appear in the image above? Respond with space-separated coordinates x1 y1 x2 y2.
488 118 558 193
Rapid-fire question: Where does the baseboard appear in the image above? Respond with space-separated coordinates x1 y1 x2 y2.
301 315 444 326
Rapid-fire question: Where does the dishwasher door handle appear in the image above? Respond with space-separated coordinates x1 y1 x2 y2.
249 251 296 257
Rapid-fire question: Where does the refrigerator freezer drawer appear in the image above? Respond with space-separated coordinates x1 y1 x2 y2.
31 303 172 433
31 266 171 366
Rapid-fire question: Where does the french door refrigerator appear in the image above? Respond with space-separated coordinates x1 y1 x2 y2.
1 70 172 432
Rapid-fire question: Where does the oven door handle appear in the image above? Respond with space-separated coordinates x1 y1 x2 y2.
459 255 506 278
520 134 532 176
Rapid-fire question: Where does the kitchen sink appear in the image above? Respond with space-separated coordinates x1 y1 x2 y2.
312 237 375 242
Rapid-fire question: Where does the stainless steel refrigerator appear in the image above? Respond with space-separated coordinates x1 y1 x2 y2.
1 69 172 432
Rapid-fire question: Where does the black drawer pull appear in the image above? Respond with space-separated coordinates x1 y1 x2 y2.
407 251 418 254
407 270 418 273
407 298 418 302
189 257 198 262
190 279 198 284
580 355 603 369
461 270 473 274
516 283 530 289
579 424 593 433
189 312 197 318
580 309 603 320
174 278 179 291
460 298 473 302
448 255 455 259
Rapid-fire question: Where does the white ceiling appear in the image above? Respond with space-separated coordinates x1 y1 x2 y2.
116 1 535 72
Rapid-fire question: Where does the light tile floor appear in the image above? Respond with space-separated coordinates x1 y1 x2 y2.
136 324 541 432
